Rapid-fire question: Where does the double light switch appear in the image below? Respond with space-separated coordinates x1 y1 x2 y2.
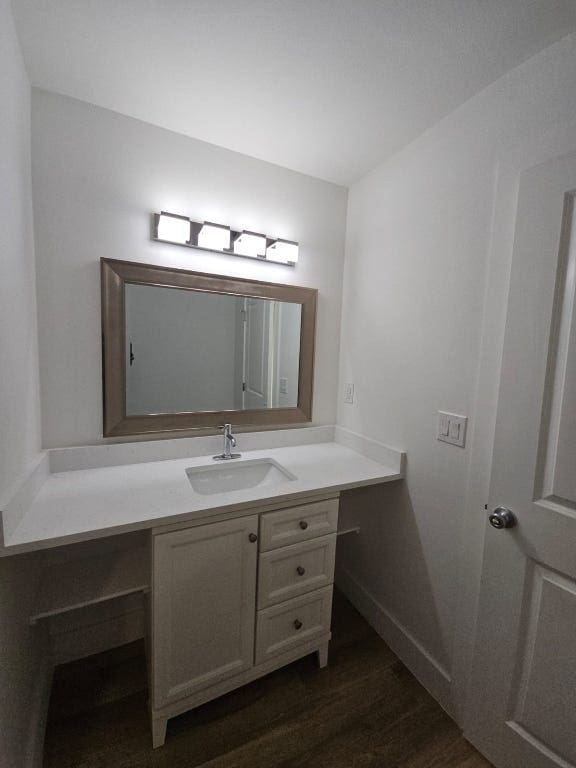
437 411 467 448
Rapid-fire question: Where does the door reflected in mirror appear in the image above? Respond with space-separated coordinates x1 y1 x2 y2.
125 284 302 416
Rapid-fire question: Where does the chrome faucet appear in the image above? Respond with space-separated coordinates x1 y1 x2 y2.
213 423 241 461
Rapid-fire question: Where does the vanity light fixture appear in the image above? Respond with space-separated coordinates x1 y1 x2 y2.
233 230 267 258
152 211 299 266
197 221 231 251
266 238 299 265
156 212 191 244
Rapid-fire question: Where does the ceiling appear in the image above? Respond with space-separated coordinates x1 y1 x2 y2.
12 0 576 185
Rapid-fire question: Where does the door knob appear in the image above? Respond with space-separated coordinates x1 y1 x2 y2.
296 566 306 576
248 532 258 543
489 507 517 530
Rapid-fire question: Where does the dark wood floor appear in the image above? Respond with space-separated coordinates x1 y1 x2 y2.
43 590 492 768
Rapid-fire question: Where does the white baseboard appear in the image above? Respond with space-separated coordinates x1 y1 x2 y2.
23 656 53 768
335 565 454 718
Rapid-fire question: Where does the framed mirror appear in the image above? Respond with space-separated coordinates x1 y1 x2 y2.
101 258 317 437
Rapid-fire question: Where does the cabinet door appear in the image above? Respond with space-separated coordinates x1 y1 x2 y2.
152 515 258 708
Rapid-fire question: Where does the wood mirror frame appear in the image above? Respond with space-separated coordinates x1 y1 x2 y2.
101 258 317 437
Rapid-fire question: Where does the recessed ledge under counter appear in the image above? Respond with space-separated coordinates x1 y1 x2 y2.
0 426 405 556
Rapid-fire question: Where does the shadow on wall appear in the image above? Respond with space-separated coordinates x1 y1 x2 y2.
0 552 48 768
335 481 451 679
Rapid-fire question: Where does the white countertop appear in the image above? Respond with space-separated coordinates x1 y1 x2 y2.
1 438 403 554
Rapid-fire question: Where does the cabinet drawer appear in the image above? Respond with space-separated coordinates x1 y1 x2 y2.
255 586 333 665
258 534 336 609
260 498 338 551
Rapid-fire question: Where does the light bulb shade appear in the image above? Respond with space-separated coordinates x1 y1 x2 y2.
157 212 191 244
233 230 267 258
198 221 231 251
266 238 299 264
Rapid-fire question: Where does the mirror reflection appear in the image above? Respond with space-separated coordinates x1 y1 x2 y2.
125 284 302 416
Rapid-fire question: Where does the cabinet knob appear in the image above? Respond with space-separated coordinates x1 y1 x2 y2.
248 533 258 543
296 566 306 576
299 520 308 530
293 619 303 630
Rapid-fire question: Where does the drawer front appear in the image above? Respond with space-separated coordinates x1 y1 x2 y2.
260 498 338 551
255 586 333 665
258 534 336 609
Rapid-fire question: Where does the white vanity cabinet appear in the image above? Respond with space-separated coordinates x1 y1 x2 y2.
150 494 339 748
151 516 259 711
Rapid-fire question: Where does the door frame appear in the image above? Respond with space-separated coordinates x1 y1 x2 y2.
452 130 576 729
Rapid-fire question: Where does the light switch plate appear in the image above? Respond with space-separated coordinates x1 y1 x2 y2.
279 378 288 395
343 383 354 404
437 411 467 447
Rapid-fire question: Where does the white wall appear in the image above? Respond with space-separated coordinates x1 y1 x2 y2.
31 90 347 447
336 33 576 717
0 2 45 765
0 3 41 507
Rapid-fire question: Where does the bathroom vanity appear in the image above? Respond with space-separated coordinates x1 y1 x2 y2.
0 429 404 747
0 261 404 748
150 492 338 746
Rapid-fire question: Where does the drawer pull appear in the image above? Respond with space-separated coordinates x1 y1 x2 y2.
296 566 306 576
293 619 303 630
299 520 308 530
248 533 258 543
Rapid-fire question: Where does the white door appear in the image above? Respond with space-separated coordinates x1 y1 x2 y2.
152 515 259 708
244 297 271 409
465 154 576 767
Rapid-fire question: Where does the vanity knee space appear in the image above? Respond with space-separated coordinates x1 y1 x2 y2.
150 495 339 747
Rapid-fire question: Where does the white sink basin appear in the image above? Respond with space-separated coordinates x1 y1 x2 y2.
185 458 296 496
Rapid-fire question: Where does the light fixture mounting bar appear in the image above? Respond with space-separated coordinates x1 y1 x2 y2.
151 212 298 266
